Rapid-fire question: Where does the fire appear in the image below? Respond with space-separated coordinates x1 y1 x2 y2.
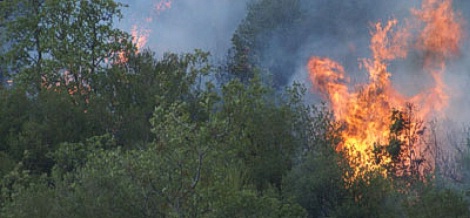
114 25 149 64
115 0 174 64
307 0 463 179
132 0 173 52
131 25 150 53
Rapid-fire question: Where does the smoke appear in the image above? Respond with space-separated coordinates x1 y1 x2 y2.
115 0 470 123
292 0 423 86
443 0 470 122
290 0 470 121
116 0 249 59
112 0 470 182
297 0 470 180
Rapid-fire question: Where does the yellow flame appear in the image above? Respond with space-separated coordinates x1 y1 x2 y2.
307 0 463 179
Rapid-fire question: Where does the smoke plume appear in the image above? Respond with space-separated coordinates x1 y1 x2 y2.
116 0 249 59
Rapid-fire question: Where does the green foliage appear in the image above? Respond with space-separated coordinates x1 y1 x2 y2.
212 186 306 217
227 0 302 85
0 152 15 179
284 152 346 217
218 76 300 190
1 49 308 217
0 87 31 157
284 135 401 217
1 181 55 218
0 0 132 94
404 187 470 218
333 173 402 218
1 143 306 217
49 134 116 177
91 49 213 147
0 1 469 216
0 89 106 174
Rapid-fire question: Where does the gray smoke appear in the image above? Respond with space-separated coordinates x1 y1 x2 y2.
292 0 470 181
115 0 470 122
116 0 249 59
290 0 470 121
114 0 470 182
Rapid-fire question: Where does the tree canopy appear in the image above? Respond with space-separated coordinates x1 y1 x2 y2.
0 1 469 217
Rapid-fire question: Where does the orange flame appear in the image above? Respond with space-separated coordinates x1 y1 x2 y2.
115 0 173 64
307 0 463 178
131 25 150 53
129 0 173 54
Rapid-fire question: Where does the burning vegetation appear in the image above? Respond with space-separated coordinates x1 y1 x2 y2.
116 0 173 64
2 0 470 217
308 0 463 179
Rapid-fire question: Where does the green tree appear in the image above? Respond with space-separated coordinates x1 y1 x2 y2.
0 0 132 97
227 0 302 85
217 76 301 190
0 88 109 175
404 186 470 218
1 50 308 217
0 0 45 90
0 0 132 178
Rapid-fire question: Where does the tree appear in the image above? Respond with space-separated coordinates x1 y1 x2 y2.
91 49 213 146
226 0 302 86
0 0 133 98
0 0 46 91
404 186 470 218
0 51 307 217
217 76 302 190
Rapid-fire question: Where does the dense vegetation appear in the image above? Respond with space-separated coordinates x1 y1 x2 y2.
1 0 469 217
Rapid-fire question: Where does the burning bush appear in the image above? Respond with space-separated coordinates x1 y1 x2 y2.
307 0 463 179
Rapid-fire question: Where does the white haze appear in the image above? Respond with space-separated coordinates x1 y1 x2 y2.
112 1 470 176
116 0 249 59
290 0 470 122
115 0 470 123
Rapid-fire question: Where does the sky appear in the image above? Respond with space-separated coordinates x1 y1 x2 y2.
114 0 470 122
115 0 250 59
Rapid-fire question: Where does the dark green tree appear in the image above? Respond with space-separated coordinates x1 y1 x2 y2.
1 51 307 217
0 0 133 98
227 0 302 86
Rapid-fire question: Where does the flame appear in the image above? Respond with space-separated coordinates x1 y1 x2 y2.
115 22 150 64
131 25 150 53
307 0 463 178
133 0 173 52
115 0 173 64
